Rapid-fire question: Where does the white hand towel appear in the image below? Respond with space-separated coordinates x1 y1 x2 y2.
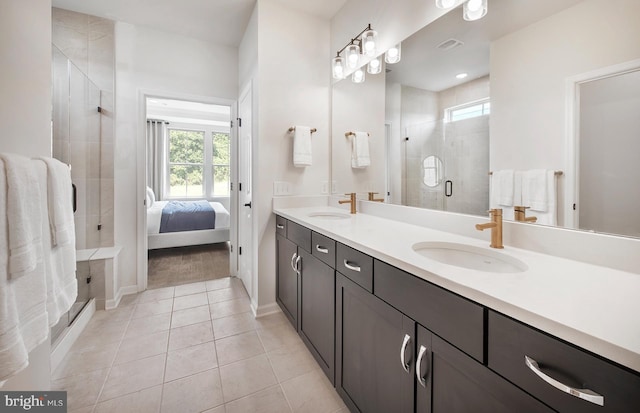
524 170 557 226
293 126 312 167
490 170 515 207
351 131 371 168
0 153 43 279
36 157 74 246
522 169 548 212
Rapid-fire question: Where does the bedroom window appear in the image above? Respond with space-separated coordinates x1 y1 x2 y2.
212 132 230 196
168 129 205 198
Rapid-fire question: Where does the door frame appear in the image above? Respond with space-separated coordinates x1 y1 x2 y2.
564 58 640 230
136 89 237 292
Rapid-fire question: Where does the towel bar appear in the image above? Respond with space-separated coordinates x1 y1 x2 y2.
489 170 563 176
288 126 317 133
345 131 371 137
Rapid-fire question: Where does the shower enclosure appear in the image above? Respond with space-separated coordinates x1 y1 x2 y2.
50 45 101 343
403 115 489 216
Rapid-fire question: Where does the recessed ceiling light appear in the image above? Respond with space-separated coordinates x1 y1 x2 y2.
456 73 468 79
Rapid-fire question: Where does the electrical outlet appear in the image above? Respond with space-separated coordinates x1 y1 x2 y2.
331 181 337 193
321 181 329 194
273 181 292 196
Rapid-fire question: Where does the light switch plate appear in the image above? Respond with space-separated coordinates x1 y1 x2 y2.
273 181 292 196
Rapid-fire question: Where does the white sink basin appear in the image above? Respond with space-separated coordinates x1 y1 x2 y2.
412 242 528 273
307 211 351 220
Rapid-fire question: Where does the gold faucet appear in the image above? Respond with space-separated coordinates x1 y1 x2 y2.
367 192 384 202
514 206 537 223
475 208 504 249
338 193 357 214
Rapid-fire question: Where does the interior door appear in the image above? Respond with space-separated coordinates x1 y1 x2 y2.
237 83 253 297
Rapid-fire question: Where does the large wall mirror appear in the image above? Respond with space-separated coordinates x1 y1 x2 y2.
331 0 640 238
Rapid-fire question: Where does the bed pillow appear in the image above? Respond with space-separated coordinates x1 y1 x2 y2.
146 186 155 208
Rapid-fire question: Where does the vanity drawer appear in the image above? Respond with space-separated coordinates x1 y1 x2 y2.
287 220 311 253
336 243 373 292
312 232 336 268
488 311 640 413
275 215 287 237
374 260 485 363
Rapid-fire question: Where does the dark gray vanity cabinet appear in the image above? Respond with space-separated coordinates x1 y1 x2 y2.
336 272 415 413
276 234 299 327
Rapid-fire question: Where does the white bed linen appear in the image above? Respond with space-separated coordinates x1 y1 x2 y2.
147 201 230 235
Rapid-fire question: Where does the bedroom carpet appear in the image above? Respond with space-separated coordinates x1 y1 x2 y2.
147 242 230 289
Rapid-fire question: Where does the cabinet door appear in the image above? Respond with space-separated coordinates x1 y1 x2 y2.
416 325 433 413
299 249 335 384
336 273 414 413
431 335 555 413
276 234 298 328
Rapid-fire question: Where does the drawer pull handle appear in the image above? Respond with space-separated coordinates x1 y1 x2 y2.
316 245 329 254
416 345 429 387
524 356 604 406
400 334 411 373
343 259 361 272
277 224 284 229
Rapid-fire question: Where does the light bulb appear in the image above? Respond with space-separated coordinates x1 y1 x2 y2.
361 30 378 57
352 68 365 83
345 44 361 69
463 0 487 21
367 57 381 74
436 0 456 9
385 43 402 64
332 56 345 80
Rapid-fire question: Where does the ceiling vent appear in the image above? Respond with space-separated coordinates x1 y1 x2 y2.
437 38 464 51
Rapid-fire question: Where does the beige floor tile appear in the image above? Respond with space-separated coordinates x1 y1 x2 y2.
224 385 292 413
207 287 246 304
94 385 162 413
168 320 214 351
52 341 119 380
92 305 135 322
51 368 109 411
256 321 302 352
212 312 256 339
174 281 207 297
268 341 319 383
165 341 218 382
209 296 251 319
173 292 209 311
202 406 226 413
68 407 94 413
118 294 139 307
124 313 171 339
254 311 289 330
114 330 169 365
160 369 224 413
76 318 128 346
100 354 166 401
171 305 211 329
206 278 232 291
138 286 175 303
133 298 174 319
219 354 278 403
281 370 343 413
215 330 264 366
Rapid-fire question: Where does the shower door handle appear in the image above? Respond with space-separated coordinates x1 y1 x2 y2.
72 183 77 213
445 180 453 197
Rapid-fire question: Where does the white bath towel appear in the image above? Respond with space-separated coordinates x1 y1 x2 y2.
0 159 49 384
523 170 557 226
351 131 371 168
293 126 312 167
0 153 43 280
33 161 77 328
36 157 74 246
490 170 515 207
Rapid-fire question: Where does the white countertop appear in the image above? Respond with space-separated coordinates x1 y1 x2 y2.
274 206 640 373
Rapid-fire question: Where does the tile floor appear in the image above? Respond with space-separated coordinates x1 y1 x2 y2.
52 277 348 413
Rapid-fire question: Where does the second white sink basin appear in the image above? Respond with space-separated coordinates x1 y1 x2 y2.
307 211 351 220
412 242 528 273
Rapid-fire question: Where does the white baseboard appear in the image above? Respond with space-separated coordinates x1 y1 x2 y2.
106 285 139 310
253 302 281 318
51 298 96 372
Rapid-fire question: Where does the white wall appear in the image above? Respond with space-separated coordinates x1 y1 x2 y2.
114 23 238 291
0 0 52 391
490 0 640 172
255 0 331 311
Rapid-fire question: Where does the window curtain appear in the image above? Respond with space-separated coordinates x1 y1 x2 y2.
146 119 168 200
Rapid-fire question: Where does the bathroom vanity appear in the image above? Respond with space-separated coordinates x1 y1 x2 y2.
274 206 640 413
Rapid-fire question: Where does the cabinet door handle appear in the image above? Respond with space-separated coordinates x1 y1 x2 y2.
277 224 284 229
316 245 329 254
400 334 411 373
295 255 302 275
343 259 361 272
290 253 298 272
416 345 429 387
524 356 604 406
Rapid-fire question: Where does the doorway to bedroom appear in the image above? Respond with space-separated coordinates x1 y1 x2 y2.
145 97 234 289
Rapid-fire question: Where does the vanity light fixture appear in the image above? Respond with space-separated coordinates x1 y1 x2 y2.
361 29 378 57
367 56 382 74
436 0 456 9
352 67 366 83
463 0 488 21
385 43 402 64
